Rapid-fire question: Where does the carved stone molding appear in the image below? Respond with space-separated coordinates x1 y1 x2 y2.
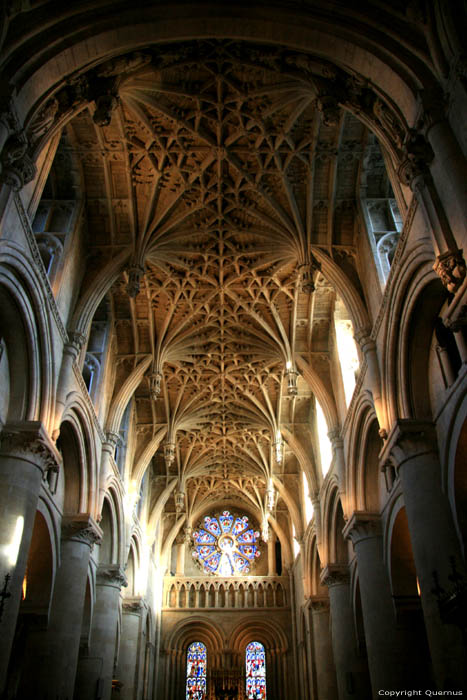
433 249 467 295
61 514 103 549
97 565 128 590
320 564 350 588
0 421 61 474
343 511 381 545
379 419 438 470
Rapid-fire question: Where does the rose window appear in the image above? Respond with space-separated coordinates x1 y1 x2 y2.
192 511 261 576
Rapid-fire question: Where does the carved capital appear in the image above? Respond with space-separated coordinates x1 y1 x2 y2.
66 330 87 354
122 596 144 614
353 326 374 353
0 133 36 190
62 514 103 549
0 421 61 474
307 596 330 613
343 511 381 545
379 419 437 469
397 130 434 187
316 94 340 127
105 431 121 450
126 264 145 298
433 249 467 295
320 564 350 588
97 565 128 589
327 428 343 449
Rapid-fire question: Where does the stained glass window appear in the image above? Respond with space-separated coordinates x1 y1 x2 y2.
186 642 207 700
192 511 261 576
246 641 266 699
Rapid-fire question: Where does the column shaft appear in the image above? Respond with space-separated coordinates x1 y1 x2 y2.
74 565 127 700
383 421 467 690
309 599 338 700
344 514 418 692
117 599 143 700
0 423 60 692
38 515 101 699
322 567 371 700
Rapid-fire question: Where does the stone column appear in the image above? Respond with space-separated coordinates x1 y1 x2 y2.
381 421 467 690
328 431 347 514
321 565 372 700
267 531 277 576
353 330 387 437
424 111 467 240
307 597 338 700
175 534 185 575
0 422 60 693
117 597 144 700
98 432 120 513
38 514 102 699
53 331 87 439
343 512 414 692
74 565 127 700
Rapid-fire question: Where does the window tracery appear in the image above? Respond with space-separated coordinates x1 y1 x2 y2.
192 511 261 576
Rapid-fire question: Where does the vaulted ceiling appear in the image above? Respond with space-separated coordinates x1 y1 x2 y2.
59 40 389 525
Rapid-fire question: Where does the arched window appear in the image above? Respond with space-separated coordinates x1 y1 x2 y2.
246 641 266 699
186 642 207 700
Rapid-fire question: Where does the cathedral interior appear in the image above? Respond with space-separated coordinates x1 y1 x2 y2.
0 2 467 699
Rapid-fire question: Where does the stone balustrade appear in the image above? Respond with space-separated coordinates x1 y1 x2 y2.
163 576 289 610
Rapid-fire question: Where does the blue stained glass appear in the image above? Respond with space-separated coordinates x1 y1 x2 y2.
193 530 216 544
219 511 234 532
246 641 266 700
186 642 207 700
238 544 260 560
191 511 261 576
233 516 249 535
232 552 250 573
204 517 221 536
237 528 258 544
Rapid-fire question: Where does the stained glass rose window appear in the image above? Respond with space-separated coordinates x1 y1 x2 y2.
192 511 261 576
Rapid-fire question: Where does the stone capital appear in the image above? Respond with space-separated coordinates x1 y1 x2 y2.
343 511 381 545
0 421 62 474
61 514 103 549
433 249 467 295
306 596 330 613
353 327 374 353
327 428 343 450
397 130 434 188
379 419 437 469
320 564 350 588
122 596 145 614
104 431 121 450
97 565 128 590
66 330 87 355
